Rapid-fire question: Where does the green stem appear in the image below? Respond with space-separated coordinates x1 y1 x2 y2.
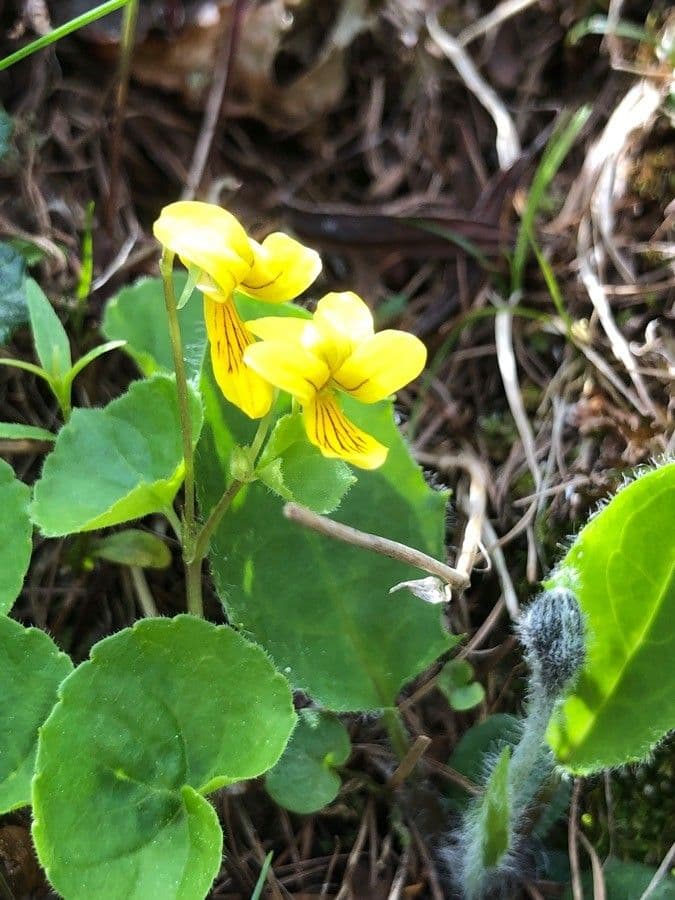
52 380 72 422
250 404 276 459
163 505 183 542
185 558 205 619
382 707 410 762
189 477 243 565
160 251 200 615
130 566 159 618
189 409 275 565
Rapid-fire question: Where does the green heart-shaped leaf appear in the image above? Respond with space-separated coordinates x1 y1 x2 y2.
0 617 72 812
102 275 206 380
0 458 32 614
33 615 295 900
197 360 455 711
547 462 675 773
438 659 485 712
265 710 351 814
31 374 203 536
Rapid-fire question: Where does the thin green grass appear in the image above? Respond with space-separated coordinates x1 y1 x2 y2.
250 852 274 900
0 0 130 72
567 15 656 47
511 106 591 297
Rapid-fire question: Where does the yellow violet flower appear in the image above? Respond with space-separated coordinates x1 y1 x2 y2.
153 201 321 418
243 291 427 469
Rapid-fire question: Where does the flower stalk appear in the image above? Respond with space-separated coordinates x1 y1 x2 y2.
160 250 202 616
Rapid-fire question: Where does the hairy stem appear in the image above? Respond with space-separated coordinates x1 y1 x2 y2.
382 707 411 762
189 408 275 566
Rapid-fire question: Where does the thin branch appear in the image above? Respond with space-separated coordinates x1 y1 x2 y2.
578 831 606 900
283 503 470 589
458 0 540 46
640 842 675 899
482 518 520 619
388 735 432 790
426 11 520 169
414 449 488 583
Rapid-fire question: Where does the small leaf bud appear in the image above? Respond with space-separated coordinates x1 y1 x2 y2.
229 444 254 483
517 587 586 698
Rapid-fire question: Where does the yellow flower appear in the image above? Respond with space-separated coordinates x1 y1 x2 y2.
243 292 427 469
153 201 321 418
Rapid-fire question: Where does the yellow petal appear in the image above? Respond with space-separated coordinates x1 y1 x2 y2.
203 294 274 419
303 392 388 470
333 330 427 403
243 341 329 404
310 292 375 371
154 201 253 295
246 315 312 344
239 233 322 302
314 291 374 343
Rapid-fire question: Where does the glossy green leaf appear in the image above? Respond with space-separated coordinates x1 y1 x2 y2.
25 277 71 379
480 746 511 868
197 361 454 711
563 857 675 899
0 422 55 442
256 414 355 514
0 242 28 342
31 375 203 536
265 710 351 814
91 529 172 569
0 459 32 614
438 659 485 711
0 617 73 812
32 615 295 900
102 274 206 380
547 463 675 773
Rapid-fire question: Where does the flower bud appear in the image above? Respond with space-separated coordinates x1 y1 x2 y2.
517 587 586 698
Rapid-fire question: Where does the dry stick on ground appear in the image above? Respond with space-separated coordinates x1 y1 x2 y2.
408 819 445 900
181 0 246 200
458 0 541 47
578 831 607 900
415 449 521 619
640 841 675 900
414 449 488 584
335 801 371 900
426 10 521 170
386 844 411 900
388 735 432 791
493 292 543 583
106 0 139 231
578 218 659 420
235 804 285 900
